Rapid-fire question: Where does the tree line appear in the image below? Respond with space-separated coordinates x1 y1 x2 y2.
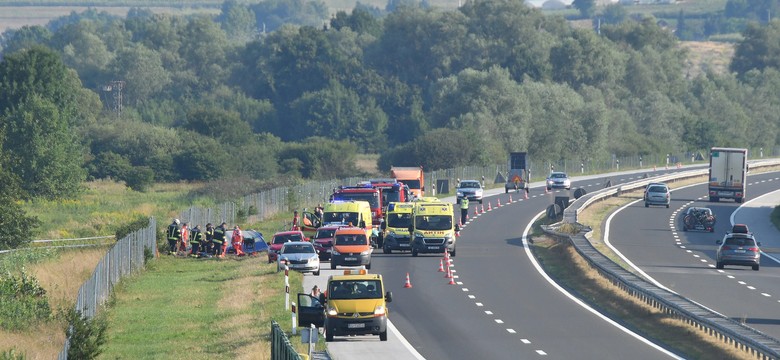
1 0 780 246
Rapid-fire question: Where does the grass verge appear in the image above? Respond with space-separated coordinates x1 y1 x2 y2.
99 255 323 359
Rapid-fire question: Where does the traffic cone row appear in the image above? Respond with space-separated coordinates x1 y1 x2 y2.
438 259 445 272
447 267 456 285
404 272 413 288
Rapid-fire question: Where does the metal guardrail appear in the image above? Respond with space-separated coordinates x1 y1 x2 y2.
58 218 157 360
546 159 780 359
271 320 302 360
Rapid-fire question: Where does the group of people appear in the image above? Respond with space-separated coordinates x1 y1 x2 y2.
166 219 251 258
291 204 324 231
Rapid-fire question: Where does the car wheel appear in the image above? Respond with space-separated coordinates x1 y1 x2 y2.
666 204 669 208
479 199 483 204
379 330 388 341
709 227 714 233
546 186 551 191
383 246 391 254
505 188 508 194
412 248 418 257
330 262 336 270
451 248 456 257
716 261 724 269
326 328 334 342
682 225 687 232
314 269 320 276
710 196 719 202
752 264 760 271
366 262 371 270
644 202 649 208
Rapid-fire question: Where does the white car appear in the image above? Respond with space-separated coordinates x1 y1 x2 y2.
277 241 320 275
456 180 484 204
546 172 571 190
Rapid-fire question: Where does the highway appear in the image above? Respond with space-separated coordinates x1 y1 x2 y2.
608 170 780 340
303 167 698 359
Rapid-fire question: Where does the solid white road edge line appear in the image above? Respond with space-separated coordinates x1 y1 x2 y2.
524 211 683 359
729 188 780 264
387 320 426 360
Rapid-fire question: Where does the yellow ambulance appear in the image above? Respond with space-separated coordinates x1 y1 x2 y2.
380 202 414 254
409 201 458 257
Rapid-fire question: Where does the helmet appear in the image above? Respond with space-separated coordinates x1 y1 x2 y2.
174 219 180 225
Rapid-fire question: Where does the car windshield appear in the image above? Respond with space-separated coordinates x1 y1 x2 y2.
648 185 667 193
415 215 452 231
334 234 367 246
328 280 382 300
384 190 401 203
323 212 359 226
314 229 336 239
387 213 412 228
725 237 756 247
402 180 421 189
550 173 567 179
460 182 480 189
282 244 315 254
273 233 302 244
332 193 380 208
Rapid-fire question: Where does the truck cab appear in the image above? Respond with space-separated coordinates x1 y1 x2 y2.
409 201 458 257
390 166 425 199
296 269 393 342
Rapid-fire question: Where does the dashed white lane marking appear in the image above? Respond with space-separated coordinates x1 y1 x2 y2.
738 281 747 285
456 281 463 285
521 339 531 344
507 329 516 334
727 275 735 279
468 295 475 299
536 350 548 355
475 302 483 307
495 319 504 324
485 311 493 315
747 286 756 290
693 254 700 258
700 259 708 263
762 293 771 297
462 288 469 291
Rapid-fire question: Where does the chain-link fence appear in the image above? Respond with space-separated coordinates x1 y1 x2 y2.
176 202 238 228
58 218 157 360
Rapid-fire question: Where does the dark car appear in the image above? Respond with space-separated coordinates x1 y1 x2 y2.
716 233 761 271
731 223 751 235
267 230 307 263
312 225 346 260
681 207 715 232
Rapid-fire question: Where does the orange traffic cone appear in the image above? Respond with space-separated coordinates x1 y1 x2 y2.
445 250 452 266
404 272 413 288
509 194 513 203
438 259 445 272
481 204 485 213
524 190 528 200
445 265 453 278
488 202 492 211
447 268 456 285
497 199 501 207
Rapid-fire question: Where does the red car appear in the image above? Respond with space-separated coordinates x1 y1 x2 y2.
312 225 347 260
267 230 307 263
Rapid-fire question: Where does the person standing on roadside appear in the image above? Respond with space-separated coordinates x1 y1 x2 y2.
232 225 245 256
292 210 300 231
190 225 204 257
204 223 215 255
167 219 181 255
460 197 469 225
179 223 190 253
213 222 227 258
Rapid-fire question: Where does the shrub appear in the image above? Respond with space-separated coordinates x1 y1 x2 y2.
64 308 107 360
0 349 25 360
0 271 52 331
114 216 150 240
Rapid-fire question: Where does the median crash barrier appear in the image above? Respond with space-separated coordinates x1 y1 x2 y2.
271 320 303 360
546 158 780 359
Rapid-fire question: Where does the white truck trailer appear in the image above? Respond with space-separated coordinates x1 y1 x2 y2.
708 147 748 203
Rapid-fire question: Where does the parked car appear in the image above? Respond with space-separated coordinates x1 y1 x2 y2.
456 180 484 204
731 223 751 235
644 183 670 208
716 233 761 271
546 172 571 190
312 225 347 260
267 230 307 263
277 241 320 275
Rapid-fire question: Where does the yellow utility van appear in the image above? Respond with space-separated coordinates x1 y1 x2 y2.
331 227 373 270
302 200 375 243
409 201 458 257
380 202 414 254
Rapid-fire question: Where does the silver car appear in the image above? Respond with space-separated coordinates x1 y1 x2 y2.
716 233 761 271
546 172 571 190
644 183 670 208
456 180 483 204
277 241 320 275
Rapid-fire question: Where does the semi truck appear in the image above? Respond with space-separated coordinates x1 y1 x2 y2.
708 147 748 203
390 166 424 199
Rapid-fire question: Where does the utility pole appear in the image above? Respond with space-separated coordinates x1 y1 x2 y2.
102 80 125 120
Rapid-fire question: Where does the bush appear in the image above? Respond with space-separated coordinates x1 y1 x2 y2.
114 216 150 240
64 308 107 360
0 271 52 331
0 349 25 360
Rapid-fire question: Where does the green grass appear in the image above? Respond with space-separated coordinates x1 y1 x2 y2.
22 181 217 240
100 255 321 359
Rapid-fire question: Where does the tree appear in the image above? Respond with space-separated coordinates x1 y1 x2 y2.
218 0 258 43
0 25 52 54
108 43 171 106
731 21 780 77
573 0 596 19
0 167 40 250
601 4 627 25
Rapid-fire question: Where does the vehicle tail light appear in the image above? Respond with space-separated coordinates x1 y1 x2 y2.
748 247 759 251
721 246 731 251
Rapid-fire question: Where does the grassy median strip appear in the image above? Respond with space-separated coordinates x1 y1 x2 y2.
99 255 322 359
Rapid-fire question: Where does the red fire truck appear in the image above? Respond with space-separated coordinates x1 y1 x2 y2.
330 185 383 228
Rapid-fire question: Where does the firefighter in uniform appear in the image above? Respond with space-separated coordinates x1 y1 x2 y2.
190 225 204 257
167 219 181 255
204 223 215 255
213 222 227 258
